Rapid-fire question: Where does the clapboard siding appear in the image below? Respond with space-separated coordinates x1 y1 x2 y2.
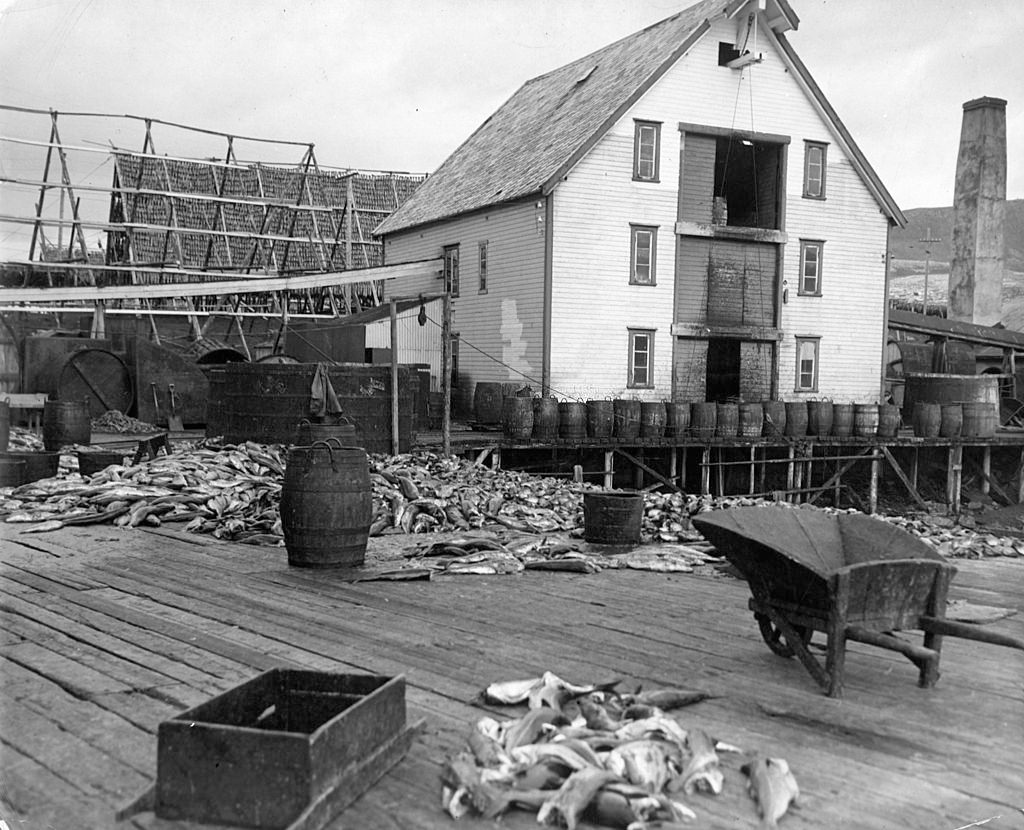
550 13 891 402
680 134 716 224
382 200 547 392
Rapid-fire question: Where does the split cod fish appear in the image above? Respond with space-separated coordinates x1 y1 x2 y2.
743 756 799 829
674 728 723 795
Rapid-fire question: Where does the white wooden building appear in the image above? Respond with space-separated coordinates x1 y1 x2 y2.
375 0 906 407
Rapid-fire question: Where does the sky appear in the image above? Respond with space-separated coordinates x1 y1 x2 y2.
0 0 1021 258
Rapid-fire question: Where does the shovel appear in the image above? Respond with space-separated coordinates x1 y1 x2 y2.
167 383 184 431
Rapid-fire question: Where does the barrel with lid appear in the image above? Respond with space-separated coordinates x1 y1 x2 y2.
583 490 644 544
42 400 91 451
279 443 373 568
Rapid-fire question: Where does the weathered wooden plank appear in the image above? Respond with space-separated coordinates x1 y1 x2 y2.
0 640 132 696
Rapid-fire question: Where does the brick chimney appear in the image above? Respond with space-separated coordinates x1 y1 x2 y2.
947 96 1007 326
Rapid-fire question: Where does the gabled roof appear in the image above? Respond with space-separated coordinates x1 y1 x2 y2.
378 0 902 236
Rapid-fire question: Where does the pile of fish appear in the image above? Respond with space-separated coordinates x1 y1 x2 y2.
441 671 799 829
1 441 285 541
403 535 718 576
91 410 158 434
5 428 43 451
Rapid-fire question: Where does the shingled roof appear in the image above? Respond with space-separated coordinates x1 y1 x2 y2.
377 0 902 236
376 0 729 236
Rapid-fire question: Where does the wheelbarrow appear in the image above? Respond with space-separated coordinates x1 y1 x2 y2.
691 507 1024 697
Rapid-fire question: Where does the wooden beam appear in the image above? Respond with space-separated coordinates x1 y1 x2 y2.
0 259 441 302
613 448 680 493
878 446 930 510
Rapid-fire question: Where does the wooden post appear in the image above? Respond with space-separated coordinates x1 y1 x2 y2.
390 299 399 456
794 447 804 502
635 448 644 490
669 447 677 487
441 293 452 456
701 447 711 495
716 448 725 496
981 445 991 495
573 464 583 484
1018 448 1024 504
946 446 956 509
749 446 756 494
911 447 919 490
604 450 614 489
951 444 963 514
680 446 687 490
786 445 795 499
869 447 881 513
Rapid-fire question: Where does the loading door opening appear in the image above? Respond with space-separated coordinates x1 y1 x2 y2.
707 338 741 402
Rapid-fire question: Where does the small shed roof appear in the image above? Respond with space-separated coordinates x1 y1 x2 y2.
378 0 904 236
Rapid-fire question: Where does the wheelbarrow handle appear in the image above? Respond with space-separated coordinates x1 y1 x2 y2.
918 615 1024 651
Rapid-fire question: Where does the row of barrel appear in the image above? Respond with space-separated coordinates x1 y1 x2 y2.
497 397 1000 442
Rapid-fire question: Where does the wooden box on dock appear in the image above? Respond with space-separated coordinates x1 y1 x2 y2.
154 670 419 829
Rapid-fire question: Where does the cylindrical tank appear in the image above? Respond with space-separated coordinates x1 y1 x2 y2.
762 401 787 438
613 399 641 441
738 402 763 438
716 403 739 438
902 373 1001 422
854 404 879 437
473 382 504 425
665 402 690 438
42 399 91 451
784 402 807 437
586 399 614 439
640 401 666 439
832 403 854 438
912 402 941 438
280 443 372 568
532 397 559 440
807 401 834 437
501 396 534 441
558 401 587 441
690 402 717 440
939 403 963 438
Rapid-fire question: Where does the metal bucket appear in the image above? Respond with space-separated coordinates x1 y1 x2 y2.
583 490 643 544
280 442 373 568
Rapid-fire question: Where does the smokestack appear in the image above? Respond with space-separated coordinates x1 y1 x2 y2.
947 96 1007 326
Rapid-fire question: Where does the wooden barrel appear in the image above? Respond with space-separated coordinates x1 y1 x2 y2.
962 402 998 437
280 443 373 568
738 402 763 438
558 401 587 441
832 404 854 437
42 400 91 451
613 399 641 440
784 402 807 437
912 402 941 438
0 400 9 452
877 404 901 437
583 490 643 544
77 450 126 477
939 403 963 438
807 401 834 436
762 401 787 437
586 399 614 439
690 402 717 440
854 404 879 437
665 402 690 437
473 382 504 425
640 401 666 439
716 403 739 437
532 397 559 440
0 455 25 487
6 450 60 483
295 417 358 447
501 396 534 441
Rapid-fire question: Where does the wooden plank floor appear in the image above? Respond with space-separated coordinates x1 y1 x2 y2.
0 520 1022 830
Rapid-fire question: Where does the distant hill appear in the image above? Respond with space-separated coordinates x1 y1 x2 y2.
888 199 1024 275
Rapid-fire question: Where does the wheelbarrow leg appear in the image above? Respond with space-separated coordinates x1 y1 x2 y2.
825 575 851 698
919 564 953 688
761 604 831 692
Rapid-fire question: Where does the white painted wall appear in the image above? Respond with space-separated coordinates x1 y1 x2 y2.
550 12 892 402
364 298 444 390
381 199 547 399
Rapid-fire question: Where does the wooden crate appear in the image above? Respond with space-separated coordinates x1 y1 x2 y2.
149 670 420 829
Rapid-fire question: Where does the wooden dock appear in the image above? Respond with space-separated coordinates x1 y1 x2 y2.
1 520 1022 830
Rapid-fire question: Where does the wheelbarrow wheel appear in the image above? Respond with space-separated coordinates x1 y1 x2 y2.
755 613 813 658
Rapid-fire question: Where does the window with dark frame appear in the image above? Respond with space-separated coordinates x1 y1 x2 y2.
630 225 657 285
799 240 823 295
633 120 661 182
803 141 827 199
795 337 820 392
628 329 654 388
478 241 488 293
443 244 460 297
